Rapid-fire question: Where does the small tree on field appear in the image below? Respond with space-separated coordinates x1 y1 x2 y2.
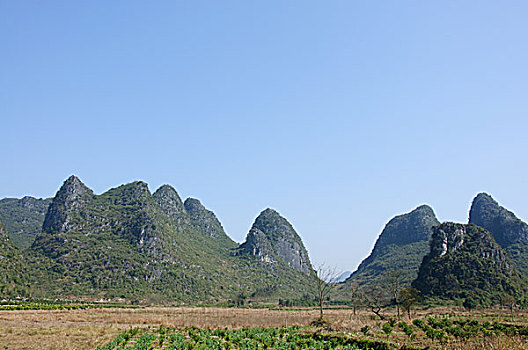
502 294 516 318
235 292 247 307
312 264 339 321
463 294 479 311
349 282 361 316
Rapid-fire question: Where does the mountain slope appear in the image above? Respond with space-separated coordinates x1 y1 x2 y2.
412 223 528 307
469 193 528 276
184 198 234 246
234 208 312 274
0 196 51 250
346 205 439 286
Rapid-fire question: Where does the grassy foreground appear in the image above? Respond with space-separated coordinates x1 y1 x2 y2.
1 306 528 349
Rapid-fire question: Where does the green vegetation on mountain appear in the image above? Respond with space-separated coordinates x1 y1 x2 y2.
0 220 31 296
346 205 439 287
26 176 313 302
469 192 528 276
412 223 528 307
0 196 51 250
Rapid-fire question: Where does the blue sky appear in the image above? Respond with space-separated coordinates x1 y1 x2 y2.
1 1 527 272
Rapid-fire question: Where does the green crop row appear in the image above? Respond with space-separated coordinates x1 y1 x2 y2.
98 326 378 350
423 315 528 339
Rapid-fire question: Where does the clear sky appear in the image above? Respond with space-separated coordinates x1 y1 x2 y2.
2 1 527 272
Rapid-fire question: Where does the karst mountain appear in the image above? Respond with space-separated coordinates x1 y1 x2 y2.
346 205 439 287
0 176 313 301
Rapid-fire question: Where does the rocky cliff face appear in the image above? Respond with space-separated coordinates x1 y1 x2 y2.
346 205 439 286
469 193 528 247
235 208 312 274
428 223 509 265
0 196 51 250
42 175 94 233
412 223 527 305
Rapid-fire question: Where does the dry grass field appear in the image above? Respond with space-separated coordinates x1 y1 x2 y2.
1 306 527 349
1 307 322 350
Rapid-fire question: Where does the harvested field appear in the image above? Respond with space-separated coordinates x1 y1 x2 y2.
1 306 527 349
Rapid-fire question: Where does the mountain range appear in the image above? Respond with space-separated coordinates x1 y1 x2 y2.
2 175 528 305
0 176 313 302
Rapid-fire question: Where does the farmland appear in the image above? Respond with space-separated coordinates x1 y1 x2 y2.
1 306 528 349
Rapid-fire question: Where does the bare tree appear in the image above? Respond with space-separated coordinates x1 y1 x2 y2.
312 264 340 320
361 284 389 320
349 282 361 316
385 270 404 318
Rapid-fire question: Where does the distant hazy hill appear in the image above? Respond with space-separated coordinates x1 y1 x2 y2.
346 205 439 287
413 222 528 307
329 271 351 283
0 196 51 250
15 176 313 302
469 193 528 276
